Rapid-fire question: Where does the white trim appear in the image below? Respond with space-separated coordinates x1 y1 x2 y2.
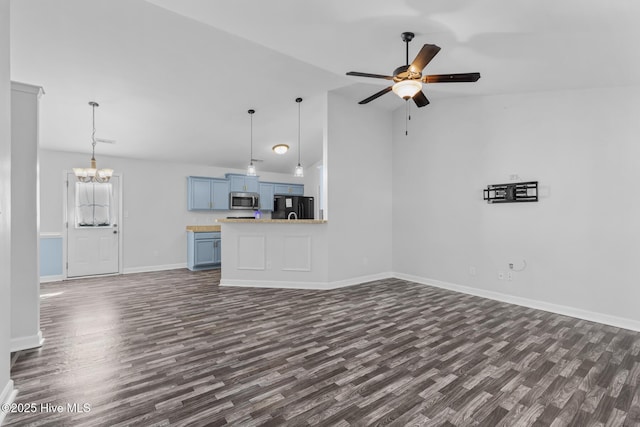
10 330 44 352
39 232 62 238
221 272 394 290
393 273 640 332
40 275 64 283
0 380 18 425
123 263 187 274
10 81 44 96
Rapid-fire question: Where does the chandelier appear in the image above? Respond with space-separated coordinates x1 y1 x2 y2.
73 101 113 183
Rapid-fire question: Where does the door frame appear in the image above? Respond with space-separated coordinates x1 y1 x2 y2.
62 170 124 279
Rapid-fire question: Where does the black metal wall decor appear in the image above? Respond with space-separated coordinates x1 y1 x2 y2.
483 181 538 204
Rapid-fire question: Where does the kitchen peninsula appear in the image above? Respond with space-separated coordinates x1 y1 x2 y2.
217 218 329 289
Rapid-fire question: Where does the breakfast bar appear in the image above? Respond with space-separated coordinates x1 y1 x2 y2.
217 218 330 289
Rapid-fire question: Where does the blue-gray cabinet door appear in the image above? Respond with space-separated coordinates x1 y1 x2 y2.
259 183 275 211
188 177 212 210
194 239 216 265
227 174 259 193
274 183 304 195
228 175 245 192
212 179 230 210
213 238 221 264
244 176 259 193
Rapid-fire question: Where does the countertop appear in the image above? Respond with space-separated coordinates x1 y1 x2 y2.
217 219 327 224
186 225 221 232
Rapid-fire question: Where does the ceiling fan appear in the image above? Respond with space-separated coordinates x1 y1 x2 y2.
346 32 481 107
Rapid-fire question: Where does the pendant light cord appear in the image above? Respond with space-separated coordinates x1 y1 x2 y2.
296 98 302 166
297 100 301 166
91 103 97 160
248 109 255 166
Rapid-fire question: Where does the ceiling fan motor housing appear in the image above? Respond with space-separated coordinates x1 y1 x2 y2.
393 65 421 82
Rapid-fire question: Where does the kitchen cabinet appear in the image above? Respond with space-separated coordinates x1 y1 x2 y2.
226 173 259 193
274 183 304 196
259 183 275 211
187 231 221 270
187 176 230 210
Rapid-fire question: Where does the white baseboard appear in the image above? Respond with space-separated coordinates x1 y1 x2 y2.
0 380 17 425
40 274 64 283
394 273 640 332
221 272 394 291
10 330 44 352
327 272 394 289
123 263 187 274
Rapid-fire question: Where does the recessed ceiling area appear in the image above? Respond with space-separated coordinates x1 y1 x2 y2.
9 0 640 173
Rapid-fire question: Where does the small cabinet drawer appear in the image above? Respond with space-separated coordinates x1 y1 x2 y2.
193 232 220 240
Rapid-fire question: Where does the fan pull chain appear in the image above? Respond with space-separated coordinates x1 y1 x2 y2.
405 100 412 136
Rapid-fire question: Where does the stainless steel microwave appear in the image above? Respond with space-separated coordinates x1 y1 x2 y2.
229 192 259 210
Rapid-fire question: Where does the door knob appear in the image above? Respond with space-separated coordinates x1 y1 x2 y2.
113 230 118 234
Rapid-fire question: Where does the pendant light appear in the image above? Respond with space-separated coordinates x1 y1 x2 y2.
73 101 113 183
294 97 304 177
247 109 256 176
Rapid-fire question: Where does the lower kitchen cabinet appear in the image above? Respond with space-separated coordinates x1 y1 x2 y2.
187 231 221 270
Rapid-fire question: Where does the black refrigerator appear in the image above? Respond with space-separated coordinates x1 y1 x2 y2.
272 196 314 219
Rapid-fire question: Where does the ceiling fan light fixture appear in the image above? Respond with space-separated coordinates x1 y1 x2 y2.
392 80 422 100
272 144 289 155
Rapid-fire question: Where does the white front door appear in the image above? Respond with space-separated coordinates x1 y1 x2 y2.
66 173 120 277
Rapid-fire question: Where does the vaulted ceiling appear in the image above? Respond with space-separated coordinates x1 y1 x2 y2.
10 0 640 173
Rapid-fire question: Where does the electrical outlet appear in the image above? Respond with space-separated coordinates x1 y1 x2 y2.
498 271 505 280
507 272 513 281
469 266 477 276
508 263 514 270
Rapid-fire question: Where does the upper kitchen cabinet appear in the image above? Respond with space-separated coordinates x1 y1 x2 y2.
187 176 230 210
226 173 259 193
259 183 275 211
274 183 304 196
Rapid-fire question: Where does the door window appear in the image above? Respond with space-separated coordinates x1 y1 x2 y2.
75 182 113 227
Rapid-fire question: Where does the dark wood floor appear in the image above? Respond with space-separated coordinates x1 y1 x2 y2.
5 269 640 426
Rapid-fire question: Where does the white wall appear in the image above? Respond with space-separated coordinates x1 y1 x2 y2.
392 86 640 327
10 82 43 351
0 0 15 414
40 149 313 273
325 91 393 282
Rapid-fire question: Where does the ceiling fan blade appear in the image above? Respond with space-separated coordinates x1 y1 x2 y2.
358 86 393 104
346 71 394 80
412 91 430 108
423 72 481 83
409 44 441 73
